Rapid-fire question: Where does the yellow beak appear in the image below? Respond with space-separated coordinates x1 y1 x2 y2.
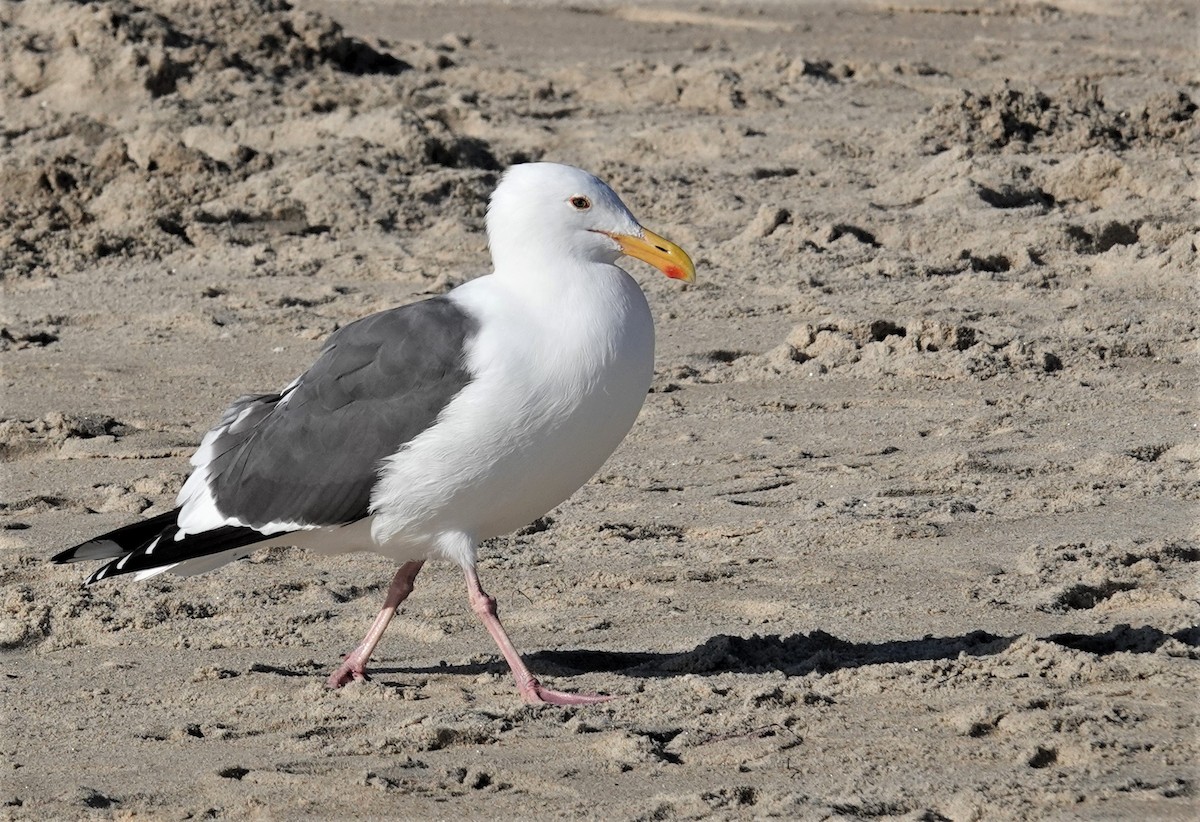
602 228 696 284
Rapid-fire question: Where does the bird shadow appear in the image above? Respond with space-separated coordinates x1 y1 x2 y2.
371 622 1196 681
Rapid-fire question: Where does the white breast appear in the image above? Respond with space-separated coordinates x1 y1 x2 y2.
366 265 655 565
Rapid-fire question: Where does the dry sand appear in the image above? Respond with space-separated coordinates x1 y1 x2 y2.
2 0 1198 818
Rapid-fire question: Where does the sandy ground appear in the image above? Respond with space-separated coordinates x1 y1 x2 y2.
2 0 1198 818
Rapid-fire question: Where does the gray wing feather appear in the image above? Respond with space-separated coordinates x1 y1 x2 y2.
202 296 478 529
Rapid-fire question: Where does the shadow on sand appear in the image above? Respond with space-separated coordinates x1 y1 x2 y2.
370 622 1197 681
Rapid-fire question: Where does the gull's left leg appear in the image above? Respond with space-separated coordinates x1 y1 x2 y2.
464 565 612 706
326 560 424 688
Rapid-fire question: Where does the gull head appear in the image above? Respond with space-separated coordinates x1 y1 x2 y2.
486 162 695 284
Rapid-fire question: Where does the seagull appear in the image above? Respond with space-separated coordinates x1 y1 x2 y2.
53 162 695 706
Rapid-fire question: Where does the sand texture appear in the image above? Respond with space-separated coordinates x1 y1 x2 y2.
2 0 1198 818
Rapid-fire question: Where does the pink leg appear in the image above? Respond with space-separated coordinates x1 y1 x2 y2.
326 560 424 688
464 566 612 706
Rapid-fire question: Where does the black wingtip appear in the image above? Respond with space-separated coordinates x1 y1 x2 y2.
62 520 282 585
53 511 181 565
52 539 119 565
84 559 119 586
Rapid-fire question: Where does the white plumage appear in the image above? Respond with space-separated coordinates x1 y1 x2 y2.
55 162 695 705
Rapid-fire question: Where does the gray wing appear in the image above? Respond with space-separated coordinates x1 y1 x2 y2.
200 296 478 529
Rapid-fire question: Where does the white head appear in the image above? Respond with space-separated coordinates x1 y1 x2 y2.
486 162 695 283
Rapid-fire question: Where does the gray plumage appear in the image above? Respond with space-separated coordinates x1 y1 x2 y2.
54 295 479 579
204 295 479 529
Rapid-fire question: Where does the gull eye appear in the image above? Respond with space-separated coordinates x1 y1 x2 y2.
569 195 592 211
